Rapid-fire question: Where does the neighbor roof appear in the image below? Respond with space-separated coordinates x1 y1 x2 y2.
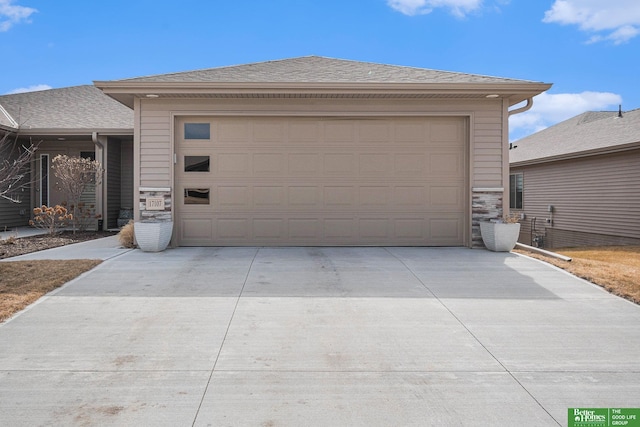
510 108 640 166
0 85 133 135
95 56 551 108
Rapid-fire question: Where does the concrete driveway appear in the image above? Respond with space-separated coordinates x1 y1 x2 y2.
1 244 639 426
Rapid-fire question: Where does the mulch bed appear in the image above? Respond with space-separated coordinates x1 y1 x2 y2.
0 231 118 259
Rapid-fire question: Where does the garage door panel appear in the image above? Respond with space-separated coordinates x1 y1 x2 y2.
289 153 320 175
217 186 249 208
181 219 213 241
430 152 464 176
323 153 355 175
324 219 355 239
394 154 425 177
288 186 320 207
289 219 320 239
176 116 467 246
254 186 285 207
218 219 249 239
359 186 390 207
218 153 249 175
253 153 284 175
324 186 355 207
324 121 355 143
429 186 464 210
358 122 391 143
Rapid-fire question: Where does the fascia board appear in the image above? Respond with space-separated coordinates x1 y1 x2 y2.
95 81 552 108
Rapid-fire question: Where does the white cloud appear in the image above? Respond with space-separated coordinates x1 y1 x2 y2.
509 91 622 141
387 0 483 18
7 84 52 94
0 0 37 31
543 0 640 44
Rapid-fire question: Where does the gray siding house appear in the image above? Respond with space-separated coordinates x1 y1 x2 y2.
3 56 550 247
509 108 640 248
0 85 134 229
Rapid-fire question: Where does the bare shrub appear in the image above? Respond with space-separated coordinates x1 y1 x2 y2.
117 220 136 248
51 155 104 233
29 205 72 235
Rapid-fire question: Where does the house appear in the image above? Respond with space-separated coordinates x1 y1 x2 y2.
509 108 640 248
3 56 551 247
0 85 134 230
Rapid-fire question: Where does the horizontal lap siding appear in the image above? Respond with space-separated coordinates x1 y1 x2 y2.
472 108 503 187
138 98 505 191
512 149 640 247
139 108 171 187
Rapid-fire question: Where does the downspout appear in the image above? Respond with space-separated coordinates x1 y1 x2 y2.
92 132 105 230
503 97 534 221
508 97 533 116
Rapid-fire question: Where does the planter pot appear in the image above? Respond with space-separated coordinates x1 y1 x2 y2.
134 221 173 252
480 221 521 252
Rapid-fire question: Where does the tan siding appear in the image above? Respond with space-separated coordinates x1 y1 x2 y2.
512 149 640 248
138 97 505 191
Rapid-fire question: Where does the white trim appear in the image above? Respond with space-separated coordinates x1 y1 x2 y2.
472 187 504 192
139 187 171 192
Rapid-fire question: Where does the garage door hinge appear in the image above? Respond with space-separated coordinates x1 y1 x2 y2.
174 153 177 164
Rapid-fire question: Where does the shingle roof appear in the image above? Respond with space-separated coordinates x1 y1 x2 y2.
510 108 640 165
117 56 540 84
0 85 133 132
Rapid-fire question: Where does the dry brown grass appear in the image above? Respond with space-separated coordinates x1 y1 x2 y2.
515 246 640 304
117 220 136 248
0 259 101 322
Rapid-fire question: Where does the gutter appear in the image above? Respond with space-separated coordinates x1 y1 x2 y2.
508 97 533 116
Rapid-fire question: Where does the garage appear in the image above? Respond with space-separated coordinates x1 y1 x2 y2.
95 56 552 248
175 115 467 246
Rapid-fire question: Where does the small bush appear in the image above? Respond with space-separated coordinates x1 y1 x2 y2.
29 205 72 235
118 220 136 248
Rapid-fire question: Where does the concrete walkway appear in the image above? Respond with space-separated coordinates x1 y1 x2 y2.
0 244 638 426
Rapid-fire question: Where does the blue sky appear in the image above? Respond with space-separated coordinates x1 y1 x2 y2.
1 0 639 140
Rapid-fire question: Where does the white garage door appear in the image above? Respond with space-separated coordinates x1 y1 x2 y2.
175 116 467 246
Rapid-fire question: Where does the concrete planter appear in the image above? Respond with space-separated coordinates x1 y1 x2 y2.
134 221 173 252
480 221 521 252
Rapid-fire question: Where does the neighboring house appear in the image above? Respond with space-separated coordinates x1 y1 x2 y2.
95 56 550 247
509 108 640 248
0 85 134 230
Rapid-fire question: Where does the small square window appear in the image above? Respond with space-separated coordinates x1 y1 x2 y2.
184 188 210 205
185 156 210 172
184 123 210 139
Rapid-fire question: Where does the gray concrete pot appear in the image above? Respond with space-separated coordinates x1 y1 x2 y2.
480 221 520 252
134 221 173 252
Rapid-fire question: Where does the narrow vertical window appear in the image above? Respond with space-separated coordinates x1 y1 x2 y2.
40 154 49 206
184 123 210 140
509 173 523 209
